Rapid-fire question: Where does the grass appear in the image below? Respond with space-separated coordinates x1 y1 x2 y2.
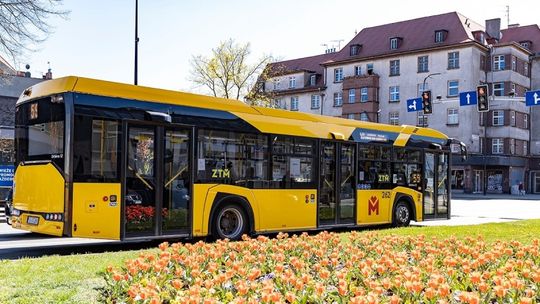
1 219 540 303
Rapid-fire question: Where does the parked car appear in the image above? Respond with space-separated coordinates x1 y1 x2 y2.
4 189 12 225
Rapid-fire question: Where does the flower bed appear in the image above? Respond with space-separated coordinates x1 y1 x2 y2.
102 232 540 303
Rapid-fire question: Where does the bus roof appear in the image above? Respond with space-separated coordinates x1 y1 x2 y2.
17 76 449 145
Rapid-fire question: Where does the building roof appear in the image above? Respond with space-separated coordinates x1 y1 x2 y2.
266 52 336 87
0 75 45 98
0 55 16 75
328 12 482 64
500 24 540 54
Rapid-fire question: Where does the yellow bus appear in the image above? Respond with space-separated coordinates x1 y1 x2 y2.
11 76 465 241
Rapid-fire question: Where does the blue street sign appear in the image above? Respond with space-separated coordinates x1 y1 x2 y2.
0 165 14 187
406 98 422 112
459 91 477 106
526 90 540 106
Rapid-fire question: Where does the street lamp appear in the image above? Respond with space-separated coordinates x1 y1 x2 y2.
422 72 441 93
134 0 139 85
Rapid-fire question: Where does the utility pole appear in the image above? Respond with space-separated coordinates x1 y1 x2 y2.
134 0 139 85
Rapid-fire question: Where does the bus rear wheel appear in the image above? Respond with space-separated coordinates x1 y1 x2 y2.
212 203 248 241
393 201 411 227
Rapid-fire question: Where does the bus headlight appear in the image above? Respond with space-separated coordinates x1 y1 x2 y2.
44 213 63 221
12 209 21 216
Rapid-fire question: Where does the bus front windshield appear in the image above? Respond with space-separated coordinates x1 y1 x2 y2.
15 97 65 169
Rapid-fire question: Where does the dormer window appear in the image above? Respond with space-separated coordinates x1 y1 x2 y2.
472 31 485 44
390 38 399 50
350 44 362 56
520 40 532 49
435 30 448 43
309 74 316 86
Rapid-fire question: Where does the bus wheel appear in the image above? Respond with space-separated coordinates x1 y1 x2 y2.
393 201 411 227
212 204 247 241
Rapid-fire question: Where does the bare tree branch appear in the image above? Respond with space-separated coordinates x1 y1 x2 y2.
0 0 69 61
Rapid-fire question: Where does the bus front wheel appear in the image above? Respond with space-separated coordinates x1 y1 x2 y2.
393 201 411 227
212 203 248 241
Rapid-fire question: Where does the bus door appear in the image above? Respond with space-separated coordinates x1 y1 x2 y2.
123 123 192 238
318 141 356 226
423 151 449 219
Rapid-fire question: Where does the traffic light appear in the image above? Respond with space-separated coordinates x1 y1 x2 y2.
477 85 489 112
422 90 432 114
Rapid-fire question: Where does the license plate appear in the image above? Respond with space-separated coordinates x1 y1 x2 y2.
26 216 39 225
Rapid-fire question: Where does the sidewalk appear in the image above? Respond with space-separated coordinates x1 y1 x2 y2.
451 192 540 201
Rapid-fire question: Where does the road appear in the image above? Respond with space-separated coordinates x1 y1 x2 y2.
1 196 539 259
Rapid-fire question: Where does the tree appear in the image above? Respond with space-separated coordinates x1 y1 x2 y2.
0 0 68 60
189 39 274 101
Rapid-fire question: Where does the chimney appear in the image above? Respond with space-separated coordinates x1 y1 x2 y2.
485 18 501 42
508 23 520 28
45 68 52 80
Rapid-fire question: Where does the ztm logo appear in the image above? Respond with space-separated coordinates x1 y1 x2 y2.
368 196 379 215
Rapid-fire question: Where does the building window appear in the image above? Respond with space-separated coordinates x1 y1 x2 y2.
390 60 400 76
310 75 316 86
510 110 516 126
447 108 459 125
390 38 398 50
524 114 528 128
510 139 515 155
493 110 504 126
360 112 369 121
273 79 280 90
273 99 282 108
389 86 400 102
334 68 343 82
523 141 528 156
447 80 459 96
347 89 355 103
290 96 298 111
334 92 343 107
435 30 446 43
389 112 399 125
493 55 505 71
311 95 320 109
289 76 296 88
360 87 368 102
520 41 530 49
417 115 428 127
367 63 374 75
354 66 362 76
350 44 360 56
493 82 504 96
492 138 503 154
417 56 429 73
512 56 517 71
524 64 529 77
448 52 460 69
347 113 355 120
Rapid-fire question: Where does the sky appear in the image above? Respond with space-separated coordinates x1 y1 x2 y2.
8 0 539 94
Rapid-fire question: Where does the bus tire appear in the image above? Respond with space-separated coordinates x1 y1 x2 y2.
393 200 411 227
212 203 248 241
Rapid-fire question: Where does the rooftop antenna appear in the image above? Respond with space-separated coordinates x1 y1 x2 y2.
505 5 510 28
321 43 328 53
331 39 344 50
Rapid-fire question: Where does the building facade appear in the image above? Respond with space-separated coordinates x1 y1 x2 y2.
263 12 540 194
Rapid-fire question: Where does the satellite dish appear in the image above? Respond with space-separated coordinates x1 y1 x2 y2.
25 64 30 70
